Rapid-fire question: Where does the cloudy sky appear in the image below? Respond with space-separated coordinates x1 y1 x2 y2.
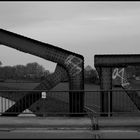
0 2 140 72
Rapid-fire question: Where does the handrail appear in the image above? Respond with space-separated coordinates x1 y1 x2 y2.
0 89 140 92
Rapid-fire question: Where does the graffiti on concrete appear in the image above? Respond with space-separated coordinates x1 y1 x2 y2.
112 68 130 87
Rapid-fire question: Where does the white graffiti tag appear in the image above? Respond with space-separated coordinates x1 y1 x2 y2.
65 55 82 76
112 68 130 87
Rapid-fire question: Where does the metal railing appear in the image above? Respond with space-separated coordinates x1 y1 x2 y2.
0 89 139 117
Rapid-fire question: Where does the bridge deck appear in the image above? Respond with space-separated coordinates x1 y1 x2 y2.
0 116 140 129
0 117 92 129
0 117 140 139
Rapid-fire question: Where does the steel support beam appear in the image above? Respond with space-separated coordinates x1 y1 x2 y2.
0 29 84 116
100 67 112 117
95 54 140 67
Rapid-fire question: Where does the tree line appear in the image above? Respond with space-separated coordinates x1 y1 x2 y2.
0 61 99 84
0 61 50 81
84 65 99 84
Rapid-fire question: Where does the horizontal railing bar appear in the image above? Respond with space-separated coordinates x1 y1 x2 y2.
0 89 140 92
94 112 140 114
0 112 88 114
1 112 140 115
0 110 139 113
0 90 85 92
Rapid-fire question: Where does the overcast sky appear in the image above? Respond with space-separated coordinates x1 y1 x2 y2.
0 2 140 72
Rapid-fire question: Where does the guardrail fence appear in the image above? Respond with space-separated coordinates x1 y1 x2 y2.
0 89 139 117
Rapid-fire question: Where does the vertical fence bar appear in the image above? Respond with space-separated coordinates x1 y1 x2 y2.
1 97 3 113
32 92 33 114
4 98 6 113
16 97 19 114
24 92 27 114
2 98 4 113
7 99 9 112
108 91 111 117
2 97 4 113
